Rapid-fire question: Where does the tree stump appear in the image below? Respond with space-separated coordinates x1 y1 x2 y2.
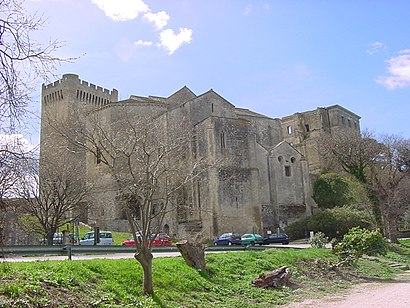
176 240 206 271
252 266 292 288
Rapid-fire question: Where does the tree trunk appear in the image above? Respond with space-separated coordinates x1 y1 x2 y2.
176 240 206 271
46 231 55 246
387 212 399 244
134 245 154 295
252 266 292 289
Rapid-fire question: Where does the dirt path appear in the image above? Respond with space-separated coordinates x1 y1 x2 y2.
285 271 410 308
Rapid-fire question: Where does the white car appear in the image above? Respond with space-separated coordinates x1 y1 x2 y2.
79 231 114 245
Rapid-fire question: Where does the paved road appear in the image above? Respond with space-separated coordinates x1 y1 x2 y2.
286 271 410 308
1 243 311 263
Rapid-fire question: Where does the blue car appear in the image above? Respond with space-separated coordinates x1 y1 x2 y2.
213 233 242 246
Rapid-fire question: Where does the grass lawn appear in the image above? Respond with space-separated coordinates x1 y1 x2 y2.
1 246 409 307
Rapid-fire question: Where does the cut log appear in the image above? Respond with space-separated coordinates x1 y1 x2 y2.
252 266 292 288
176 240 206 271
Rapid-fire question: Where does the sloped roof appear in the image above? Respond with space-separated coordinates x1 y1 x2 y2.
167 86 197 106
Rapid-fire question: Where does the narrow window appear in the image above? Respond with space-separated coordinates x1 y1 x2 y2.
341 116 345 125
285 166 291 177
348 119 351 127
305 124 310 132
211 103 214 113
287 125 293 135
220 131 225 149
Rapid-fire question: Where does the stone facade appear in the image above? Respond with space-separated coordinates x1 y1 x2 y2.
40 74 360 240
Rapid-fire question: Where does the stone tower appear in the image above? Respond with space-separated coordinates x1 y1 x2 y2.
40 74 118 222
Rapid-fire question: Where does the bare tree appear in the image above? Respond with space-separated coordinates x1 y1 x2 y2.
367 135 410 243
0 135 36 244
0 0 73 243
320 130 410 242
0 0 72 132
65 109 206 294
17 159 89 245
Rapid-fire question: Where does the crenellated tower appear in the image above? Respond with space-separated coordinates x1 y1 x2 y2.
39 73 118 222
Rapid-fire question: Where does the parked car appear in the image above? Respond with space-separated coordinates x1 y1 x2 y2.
213 233 242 246
240 233 264 246
263 233 290 245
79 231 114 245
214 232 241 246
121 233 172 247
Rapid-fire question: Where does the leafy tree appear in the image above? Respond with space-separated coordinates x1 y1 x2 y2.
312 173 352 208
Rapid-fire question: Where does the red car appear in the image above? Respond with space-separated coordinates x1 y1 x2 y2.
121 233 172 247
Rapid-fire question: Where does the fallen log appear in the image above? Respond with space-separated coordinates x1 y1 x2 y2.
252 266 292 288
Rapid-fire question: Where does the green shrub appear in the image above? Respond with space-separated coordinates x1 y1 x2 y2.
285 207 370 240
312 173 352 209
308 232 329 248
333 227 389 265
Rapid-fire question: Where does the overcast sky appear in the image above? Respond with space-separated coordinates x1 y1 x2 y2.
22 0 410 145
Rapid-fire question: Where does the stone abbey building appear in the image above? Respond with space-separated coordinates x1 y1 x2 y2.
40 74 361 239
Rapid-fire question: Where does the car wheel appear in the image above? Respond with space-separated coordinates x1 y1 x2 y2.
228 241 232 246
250 241 255 246
214 242 218 246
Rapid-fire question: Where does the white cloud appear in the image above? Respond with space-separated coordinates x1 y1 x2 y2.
159 28 192 54
135 40 153 47
91 0 149 21
366 41 386 55
143 11 170 30
0 134 37 152
376 50 410 90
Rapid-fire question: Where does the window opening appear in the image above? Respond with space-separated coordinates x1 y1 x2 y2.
305 124 310 132
285 166 291 177
220 131 226 149
287 126 293 135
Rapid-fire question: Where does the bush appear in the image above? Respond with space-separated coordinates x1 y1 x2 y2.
308 232 329 248
333 227 388 265
285 207 370 241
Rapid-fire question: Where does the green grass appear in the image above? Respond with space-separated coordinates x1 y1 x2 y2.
0 247 407 307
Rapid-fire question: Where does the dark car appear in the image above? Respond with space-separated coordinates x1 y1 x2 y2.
213 233 242 246
263 233 290 245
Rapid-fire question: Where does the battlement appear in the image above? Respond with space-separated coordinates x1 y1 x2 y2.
43 74 117 96
42 74 118 106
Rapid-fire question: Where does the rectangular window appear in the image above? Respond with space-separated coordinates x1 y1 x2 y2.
285 166 291 177
287 126 292 135
220 131 225 149
305 124 310 132
341 116 345 125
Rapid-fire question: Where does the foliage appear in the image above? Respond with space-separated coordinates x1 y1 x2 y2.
333 227 389 266
312 173 352 208
286 207 370 240
308 232 329 248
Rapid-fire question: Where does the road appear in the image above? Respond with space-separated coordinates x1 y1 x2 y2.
1 243 311 263
286 271 410 308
